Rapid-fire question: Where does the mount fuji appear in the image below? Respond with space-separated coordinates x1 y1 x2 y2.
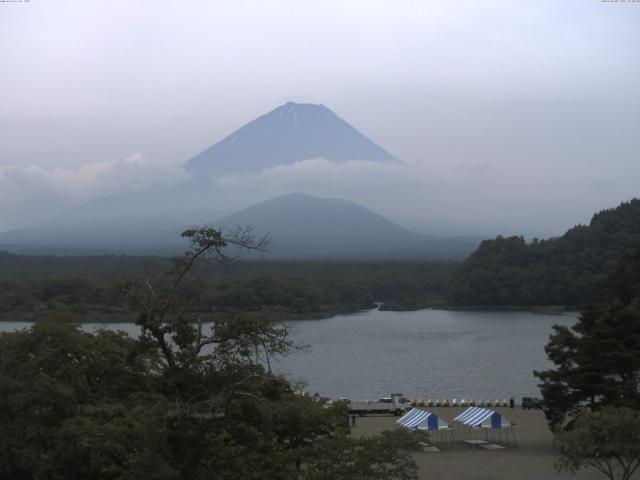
185 102 400 178
48 102 401 222
0 103 479 257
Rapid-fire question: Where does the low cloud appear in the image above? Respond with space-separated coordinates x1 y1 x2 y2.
209 158 639 237
1 156 637 238
0 154 189 231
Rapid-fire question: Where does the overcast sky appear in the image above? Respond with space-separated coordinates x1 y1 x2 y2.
1 0 639 235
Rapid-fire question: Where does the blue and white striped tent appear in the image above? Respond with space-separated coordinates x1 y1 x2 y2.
396 408 450 431
453 406 512 429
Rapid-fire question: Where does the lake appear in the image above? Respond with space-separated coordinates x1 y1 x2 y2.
0 308 577 402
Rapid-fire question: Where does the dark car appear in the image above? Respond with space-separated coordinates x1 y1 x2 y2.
521 397 543 409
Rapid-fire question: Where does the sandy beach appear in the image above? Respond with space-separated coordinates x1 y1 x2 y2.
351 407 634 480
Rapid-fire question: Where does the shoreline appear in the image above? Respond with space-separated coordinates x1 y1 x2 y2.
0 304 577 323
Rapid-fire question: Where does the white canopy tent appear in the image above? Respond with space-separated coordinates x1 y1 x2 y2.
396 408 452 442
452 407 517 444
453 406 511 428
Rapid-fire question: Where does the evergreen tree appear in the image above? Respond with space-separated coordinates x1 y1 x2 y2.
535 249 640 430
453 198 640 307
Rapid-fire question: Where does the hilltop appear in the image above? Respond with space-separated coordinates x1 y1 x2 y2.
216 192 478 259
451 198 640 307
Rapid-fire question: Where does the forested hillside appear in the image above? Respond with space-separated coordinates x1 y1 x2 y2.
0 254 454 321
5 199 639 315
451 199 640 307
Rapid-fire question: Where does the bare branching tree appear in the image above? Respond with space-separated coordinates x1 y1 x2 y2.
120 226 270 370
118 225 311 420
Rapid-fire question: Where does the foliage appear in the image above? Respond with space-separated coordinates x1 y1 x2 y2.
0 226 424 479
535 248 640 430
555 406 640 480
0 254 456 319
0 320 173 480
452 199 640 307
301 429 427 480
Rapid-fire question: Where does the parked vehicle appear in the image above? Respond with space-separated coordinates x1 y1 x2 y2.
348 393 410 416
521 397 543 409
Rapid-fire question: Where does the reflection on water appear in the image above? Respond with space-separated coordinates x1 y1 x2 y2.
0 308 577 401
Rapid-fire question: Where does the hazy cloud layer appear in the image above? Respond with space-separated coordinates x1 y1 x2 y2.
209 159 639 237
0 154 637 237
0 155 188 231
0 1 638 235
1 0 638 167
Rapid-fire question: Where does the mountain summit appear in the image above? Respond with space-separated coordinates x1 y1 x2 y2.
185 102 400 177
217 192 420 246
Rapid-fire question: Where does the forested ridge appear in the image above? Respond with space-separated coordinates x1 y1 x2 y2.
3 198 640 317
0 255 454 321
451 199 640 307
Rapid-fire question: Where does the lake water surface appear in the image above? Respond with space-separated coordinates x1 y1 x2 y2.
0 308 577 402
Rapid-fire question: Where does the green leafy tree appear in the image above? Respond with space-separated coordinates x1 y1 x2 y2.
1 226 425 479
301 429 427 480
535 249 640 430
556 406 640 480
0 320 173 480
119 226 270 372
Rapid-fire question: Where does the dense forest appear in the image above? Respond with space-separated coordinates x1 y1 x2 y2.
3 198 639 319
451 199 640 307
0 253 454 321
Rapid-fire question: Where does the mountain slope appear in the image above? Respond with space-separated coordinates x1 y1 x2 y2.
215 193 478 259
186 102 400 177
451 198 640 306
0 193 479 259
33 102 401 231
0 217 185 255
218 192 421 243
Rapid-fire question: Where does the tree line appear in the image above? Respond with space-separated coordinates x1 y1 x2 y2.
0 255 455 321
3 198 639 319
451 199 640 307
